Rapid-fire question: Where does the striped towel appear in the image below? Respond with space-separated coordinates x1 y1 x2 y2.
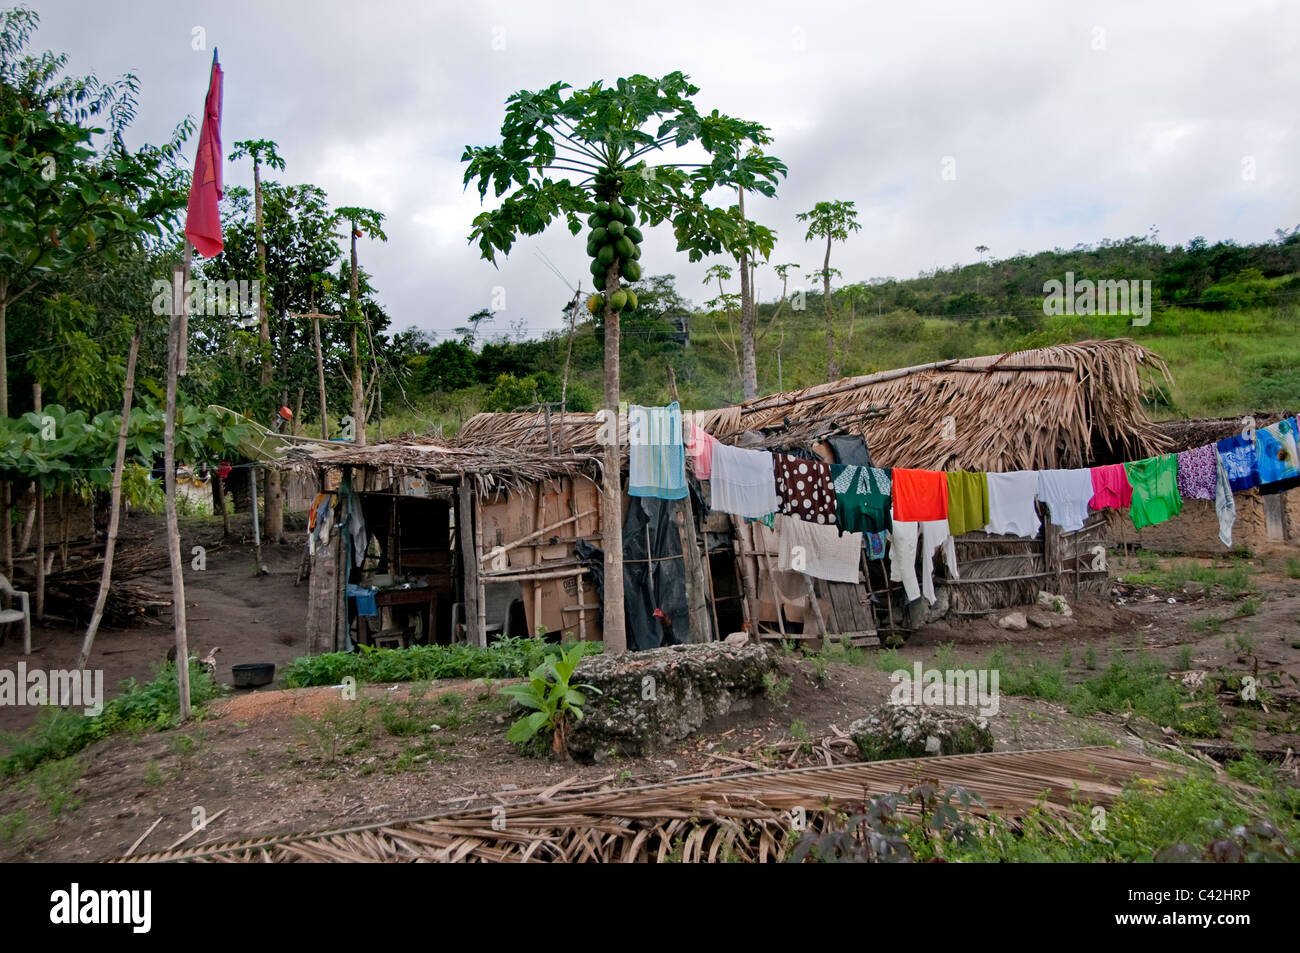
628 402 687 500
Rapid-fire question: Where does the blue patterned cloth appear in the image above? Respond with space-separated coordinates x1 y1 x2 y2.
628 402 687 500
1216 434 1259 493
1256 418 1300 485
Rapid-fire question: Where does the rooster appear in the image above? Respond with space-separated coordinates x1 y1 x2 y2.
652 608 683 647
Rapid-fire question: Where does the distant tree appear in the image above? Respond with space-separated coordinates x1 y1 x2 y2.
797 200 861 381
333 205 387 445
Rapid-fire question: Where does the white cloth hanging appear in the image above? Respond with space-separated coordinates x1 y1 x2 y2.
984 471 1041 537
889 518 959 605
710 442 780 518
1036 468 1094 532
776 514 862 584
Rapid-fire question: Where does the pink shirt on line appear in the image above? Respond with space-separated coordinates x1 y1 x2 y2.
1090 463 1133 510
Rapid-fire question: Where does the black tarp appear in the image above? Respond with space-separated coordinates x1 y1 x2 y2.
827 433 874 467
573 496 690 650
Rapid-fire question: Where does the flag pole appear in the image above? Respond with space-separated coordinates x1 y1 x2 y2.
166 239 193 719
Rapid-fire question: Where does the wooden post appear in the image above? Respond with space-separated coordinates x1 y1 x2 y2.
292 304 341 441
249 465 266 575
667 365 711 642
754 522 787 639
58 488 68 570
474 488 488 647
33 383 44 622
78 324 142 667
164 245 193 720
314 315 328 439
802 572 828 637
458 479 483 647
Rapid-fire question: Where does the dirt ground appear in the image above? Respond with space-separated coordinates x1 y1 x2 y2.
1 515 1298 861
0 511 308 736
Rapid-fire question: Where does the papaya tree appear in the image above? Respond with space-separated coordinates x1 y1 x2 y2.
333 205 387 446
463 72 786 653
796 200 861 382
228 139 286 540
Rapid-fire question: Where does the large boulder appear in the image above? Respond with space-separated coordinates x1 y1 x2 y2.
566 642 777 763
849 704 994 761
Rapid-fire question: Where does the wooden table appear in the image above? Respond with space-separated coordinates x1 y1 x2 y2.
355 586 437 647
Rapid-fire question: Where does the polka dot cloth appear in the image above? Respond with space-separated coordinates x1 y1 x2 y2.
772 453 837 525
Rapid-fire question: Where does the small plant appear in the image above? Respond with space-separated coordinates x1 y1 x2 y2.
499 643 601 756
1234 633 1257 654
790 719 810 741
1175 645 1195 670
1235 599 1260 619
934 641 957 672
294 699 372 764
875 647 903 674
808 654 829 686
1059 646 1073 668
1084 645 1098 671
763 672 792 707
1286 557 1300 580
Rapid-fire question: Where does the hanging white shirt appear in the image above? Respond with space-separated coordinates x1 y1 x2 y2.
710 442 780 518
1036 468 1094 532
984 471 1041 537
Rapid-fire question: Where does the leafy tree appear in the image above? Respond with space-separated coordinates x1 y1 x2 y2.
797 200 861 381
463 71 786 652
0 6 188 575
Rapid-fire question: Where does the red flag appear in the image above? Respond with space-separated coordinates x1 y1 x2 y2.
185 52 224 257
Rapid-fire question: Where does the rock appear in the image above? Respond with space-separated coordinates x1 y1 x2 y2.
723 631 750 646
566 642 778 764
1036 591 1072 616
1027 610 1073 629
997 611 1028 631
1181 581 1207 595
849 704 995 761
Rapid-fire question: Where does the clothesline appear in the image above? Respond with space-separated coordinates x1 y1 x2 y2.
626 400 1298 604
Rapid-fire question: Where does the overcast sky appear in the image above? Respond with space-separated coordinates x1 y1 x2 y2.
27 0 1300 341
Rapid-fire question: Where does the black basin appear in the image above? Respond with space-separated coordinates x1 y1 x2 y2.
232 662 275 688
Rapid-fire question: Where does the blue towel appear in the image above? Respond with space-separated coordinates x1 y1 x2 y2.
628 402 687 500
347 585 378 618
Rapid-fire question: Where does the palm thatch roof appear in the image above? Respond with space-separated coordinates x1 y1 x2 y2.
457 340 1173 471
277 438 600 494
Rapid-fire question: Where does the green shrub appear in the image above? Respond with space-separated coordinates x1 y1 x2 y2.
0 661 220 777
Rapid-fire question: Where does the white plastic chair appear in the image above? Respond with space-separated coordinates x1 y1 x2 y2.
0 574 31 654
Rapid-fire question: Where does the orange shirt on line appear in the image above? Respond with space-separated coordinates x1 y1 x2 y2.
892 468 949 522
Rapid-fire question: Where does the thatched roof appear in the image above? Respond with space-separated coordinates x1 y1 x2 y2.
277 438 600 493
458 340 1174 471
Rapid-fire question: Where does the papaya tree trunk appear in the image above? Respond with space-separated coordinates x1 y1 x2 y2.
823 234 836 382
601 260 626 654
349 231 365 446
738 188 758 401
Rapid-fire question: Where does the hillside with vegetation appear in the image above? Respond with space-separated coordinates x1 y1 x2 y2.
389 229 1300 435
